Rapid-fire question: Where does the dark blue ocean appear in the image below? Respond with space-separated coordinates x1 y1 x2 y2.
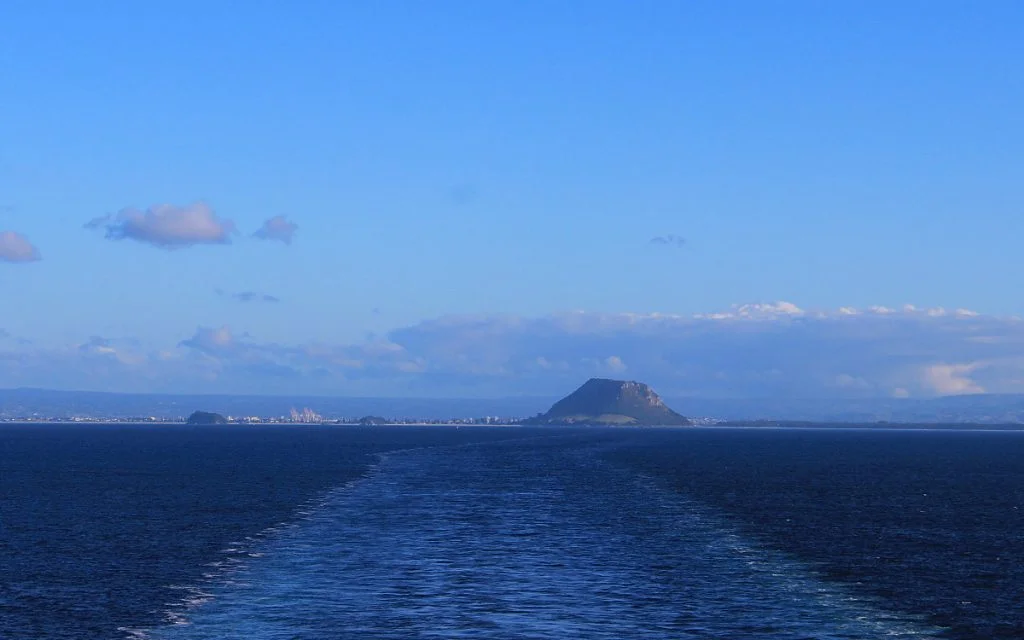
1 425 1022 639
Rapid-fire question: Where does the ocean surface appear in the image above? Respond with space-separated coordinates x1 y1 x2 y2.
1 425 1022 639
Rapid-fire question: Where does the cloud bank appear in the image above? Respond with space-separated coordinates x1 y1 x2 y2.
87 203 235 248
253 215 298 244
2 303 1024 398
0 231 41 262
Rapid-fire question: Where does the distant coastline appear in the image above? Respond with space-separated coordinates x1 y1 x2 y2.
716 420 1024 431
3 418 1024 430
5 387 1024 425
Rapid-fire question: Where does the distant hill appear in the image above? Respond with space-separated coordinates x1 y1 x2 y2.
523 378 689 426
186 411 228 425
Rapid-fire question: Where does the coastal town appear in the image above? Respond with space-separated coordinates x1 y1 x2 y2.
0 408 525 426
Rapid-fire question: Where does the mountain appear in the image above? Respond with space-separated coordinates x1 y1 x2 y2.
186 411 228 425
523 378 689 426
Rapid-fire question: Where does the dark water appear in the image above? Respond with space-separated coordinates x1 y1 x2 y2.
1 425 1022 639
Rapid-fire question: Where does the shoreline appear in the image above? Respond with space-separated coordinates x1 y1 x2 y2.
2 420 1024 431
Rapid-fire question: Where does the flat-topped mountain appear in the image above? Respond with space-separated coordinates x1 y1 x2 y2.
523 378 689 426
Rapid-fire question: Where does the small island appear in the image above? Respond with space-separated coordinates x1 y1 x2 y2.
186 411 228 425
523 378 690 426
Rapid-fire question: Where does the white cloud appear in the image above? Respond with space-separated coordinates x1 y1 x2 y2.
0 231 41 262
253 215 298 244
88 202 234 248
179 326 235 354
604 356 627 373
738 301 804 317
694 301 804 320
921 363 985 395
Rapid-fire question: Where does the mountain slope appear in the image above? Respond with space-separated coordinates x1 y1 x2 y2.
523 378 689 425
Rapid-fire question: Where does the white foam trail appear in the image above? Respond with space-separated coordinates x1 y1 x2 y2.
140 441 947 640
123 456 390 640
629 471 944 638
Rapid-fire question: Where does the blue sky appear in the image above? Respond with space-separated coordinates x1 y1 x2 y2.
1 1 1022 397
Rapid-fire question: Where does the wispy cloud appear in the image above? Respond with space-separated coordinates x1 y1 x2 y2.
650 234 686 249
215 288 281 304
253 215 298 244
0 231 41 262
87 203 235 248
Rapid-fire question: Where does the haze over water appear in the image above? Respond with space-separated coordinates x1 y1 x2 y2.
2 425 1022 639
